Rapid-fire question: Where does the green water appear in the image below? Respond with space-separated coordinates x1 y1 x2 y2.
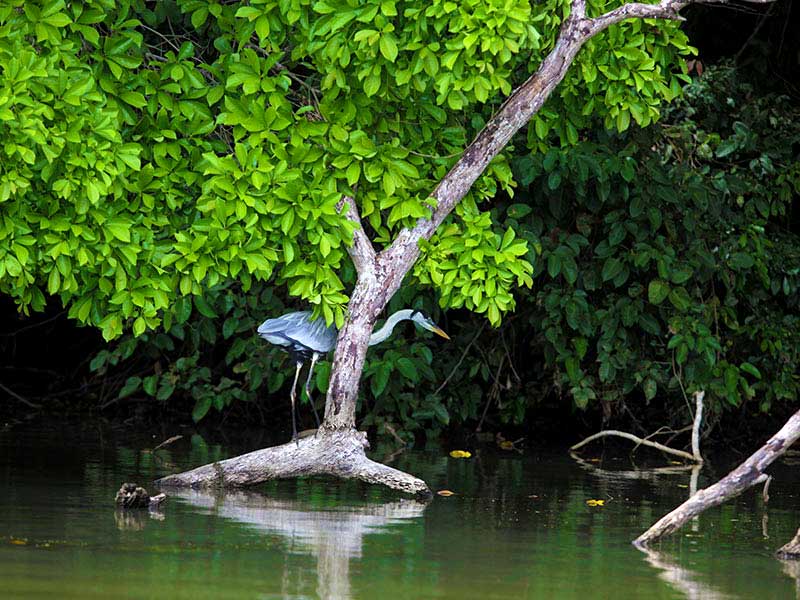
1 424 799 599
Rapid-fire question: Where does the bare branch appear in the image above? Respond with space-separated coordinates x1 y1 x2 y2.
337 195 376 277
691 391 704 462
585 0 689 36
570 429 700 462
0 382 41 409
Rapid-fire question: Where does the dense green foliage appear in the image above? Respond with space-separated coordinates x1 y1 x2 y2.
0 0 691 336
507 65 799 423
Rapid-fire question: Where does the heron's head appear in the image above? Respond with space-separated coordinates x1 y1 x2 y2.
410 311 450 340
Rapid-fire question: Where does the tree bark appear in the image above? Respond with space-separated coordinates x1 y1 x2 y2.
634 409 800 547
156 429 431 497
777 528 800 560
157 0 775 495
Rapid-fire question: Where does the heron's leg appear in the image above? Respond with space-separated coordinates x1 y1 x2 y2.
304 353 322 430
290 361 303 444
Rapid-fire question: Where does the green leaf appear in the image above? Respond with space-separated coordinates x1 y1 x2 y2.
106 221 131 243
644 378 657 401
143 375 158 396
668 287 692 311
507 204 533 219
740 362 761 379
648 280 670 305
433 402 449 425
119 376 141 399
194 296 217 318
192 396 212 422
729 253 755 270
379 35 398 62
547 254 561 278
371 362 391 396
364 74 380 96
120 91 147 107
396 357 418 383
601 258 623 282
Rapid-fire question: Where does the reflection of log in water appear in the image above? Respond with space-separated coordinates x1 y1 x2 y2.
113 508 165 531
779 558 800 599
172 489 427 600
639 546 729 600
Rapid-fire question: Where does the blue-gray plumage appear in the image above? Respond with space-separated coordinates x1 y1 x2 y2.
258 309 449 441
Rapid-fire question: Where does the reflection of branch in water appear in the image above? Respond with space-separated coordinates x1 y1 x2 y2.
639 545 729 600
172 489 427 600
569 451 699 483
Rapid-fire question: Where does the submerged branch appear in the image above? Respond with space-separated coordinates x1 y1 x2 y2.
0 382 41 409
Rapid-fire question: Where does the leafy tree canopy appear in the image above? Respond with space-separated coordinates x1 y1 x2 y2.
0 0 693 342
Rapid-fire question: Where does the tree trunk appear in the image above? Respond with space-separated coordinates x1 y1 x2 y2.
322 280 381 429
156 0 773 495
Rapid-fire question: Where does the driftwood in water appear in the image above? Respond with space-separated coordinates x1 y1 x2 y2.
115 483 167 509
155 430 431 498
777 528 800 560
570 429 699 462
634 410 800 547
571 392 706 464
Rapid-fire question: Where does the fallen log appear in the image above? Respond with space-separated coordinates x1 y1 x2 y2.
633 409 800 547
154 429 431 498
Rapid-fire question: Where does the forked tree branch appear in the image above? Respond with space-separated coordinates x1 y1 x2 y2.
337 195 376 278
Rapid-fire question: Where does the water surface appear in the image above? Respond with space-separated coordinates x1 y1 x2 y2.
1 423 798 598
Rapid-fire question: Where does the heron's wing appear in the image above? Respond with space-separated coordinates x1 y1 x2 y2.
257 311 312 335
257 311 337 354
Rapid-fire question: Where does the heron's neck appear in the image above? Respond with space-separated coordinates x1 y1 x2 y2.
368 309 415 346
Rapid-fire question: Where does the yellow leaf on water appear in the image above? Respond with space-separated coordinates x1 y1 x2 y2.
449 450 471 458
437 490 456 497
10 539 27 545
586 499 605 507
498 441 514 451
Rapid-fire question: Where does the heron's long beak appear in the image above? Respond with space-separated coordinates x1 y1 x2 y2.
429 325 450 340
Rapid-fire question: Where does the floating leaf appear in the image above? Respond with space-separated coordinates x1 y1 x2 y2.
449 450 471 458
437 490 455 497
586 499 605 506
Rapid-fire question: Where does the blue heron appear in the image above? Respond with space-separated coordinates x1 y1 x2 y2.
257 309 450 440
